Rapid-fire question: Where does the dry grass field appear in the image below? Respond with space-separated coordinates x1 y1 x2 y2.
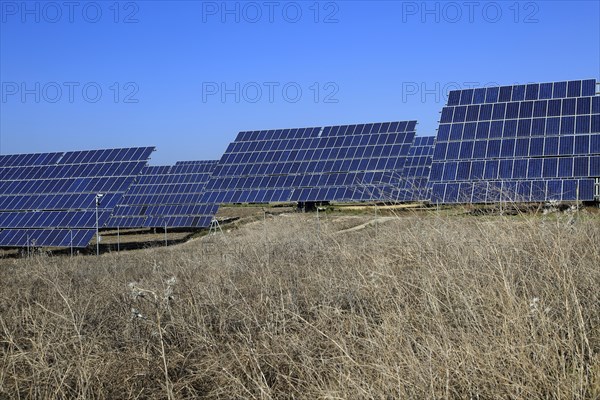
1 208 599 399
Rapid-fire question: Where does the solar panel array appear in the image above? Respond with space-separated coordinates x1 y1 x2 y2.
202 121 417 204
429 79 600 203
2 78 599 251
0 147 154 248
107 161 219 228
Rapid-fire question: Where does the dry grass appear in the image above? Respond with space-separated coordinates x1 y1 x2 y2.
1 210 599 399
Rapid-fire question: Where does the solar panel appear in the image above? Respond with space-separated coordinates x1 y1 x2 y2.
0 152 63 167
107 161 219 228
202 121 417 204
0 229 95 248
429 79 600 203
175 160 218 166
0 147 154 248
386 136 435 201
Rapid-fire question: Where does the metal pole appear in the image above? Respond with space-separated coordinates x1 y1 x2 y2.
316 205 320 237
96 202 99 256
164 221 167 247
95 194 103 257
263 209 267 241
117 226 120 252
70 230 73 257
374 203 378 237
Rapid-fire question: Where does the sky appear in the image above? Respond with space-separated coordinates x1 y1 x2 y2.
1 0 599 165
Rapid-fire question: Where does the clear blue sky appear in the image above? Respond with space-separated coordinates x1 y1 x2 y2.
1 0 599 165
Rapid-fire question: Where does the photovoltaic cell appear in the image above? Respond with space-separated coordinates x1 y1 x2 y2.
0 229 95 248
430 79 600 203
202 121 417 204
107 161 219 228
387 136 435 201
0 147 154 248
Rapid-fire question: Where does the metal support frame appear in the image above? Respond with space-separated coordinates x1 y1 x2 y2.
208 218 223 235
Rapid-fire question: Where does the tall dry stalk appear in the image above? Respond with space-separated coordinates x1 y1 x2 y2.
0 210 599 398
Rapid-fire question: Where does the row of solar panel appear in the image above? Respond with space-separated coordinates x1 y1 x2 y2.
402 166 432 179
375 178 431 202
431 179 596 203
205 170 408 192
111 204 218 217
0 229 95 248
57 147 154 165
447 80 596 106
107 215 214 229
125 183 209 196
220 146 412 167
168 163 218 173
412 136 436 146
0 152 63 167
434 135 600 160
141 164 217 175
0 162 146 181
404 153 433 166
0 149 152 171
0 193 122 211
203 186 397 204
0 178 133 197
226 133 414 155
175 160 218 166
235 121 418 142
438 117 600 142
408 146 434 158
431 156 600 182
114 194 216 207
213 156 411 178
441 97 600 123
0 211 110 229
136 175 212 185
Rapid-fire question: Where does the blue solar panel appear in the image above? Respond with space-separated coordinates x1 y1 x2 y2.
0 152 64 167
203 121 417 204
386 136 435 201
430 79 600 203
107 161 219 228
0 229 95 248
175 160 218 167
0 147 154 248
